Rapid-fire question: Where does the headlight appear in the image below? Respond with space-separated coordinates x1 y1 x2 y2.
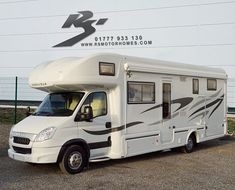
35 127 56 142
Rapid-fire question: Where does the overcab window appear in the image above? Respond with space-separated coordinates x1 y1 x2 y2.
99 62 115 76
128 82 155 104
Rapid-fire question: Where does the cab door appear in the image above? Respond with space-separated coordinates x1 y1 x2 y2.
77 91 111 158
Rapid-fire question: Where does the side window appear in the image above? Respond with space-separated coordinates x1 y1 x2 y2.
80 92 107 118
192 79 199 94
207 79 217 91
128 82 155 104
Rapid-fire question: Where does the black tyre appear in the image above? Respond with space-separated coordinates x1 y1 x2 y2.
26 162 38 166
59 145 86 174
182 135 196 153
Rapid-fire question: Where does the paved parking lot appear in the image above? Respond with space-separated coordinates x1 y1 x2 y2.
0 124 235 190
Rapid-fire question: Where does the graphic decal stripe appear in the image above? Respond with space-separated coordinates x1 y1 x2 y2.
208 98 224 118
88 140 111 149
189 89 222 110
189 99 205 111
197 127 204 130
126 134 159 141
149 112 179 126
171 112 180 118
83 121 143 135
189 110 209 121
172 97 193 112
141 97 193 114
210 89 222 98
149 120 162 126
189 95 224 118
175 130 188 133
141 104 162 114
84 128 111 136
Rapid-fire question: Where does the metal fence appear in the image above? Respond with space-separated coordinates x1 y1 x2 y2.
0 77 46 102
1 76 234 105
0 77 47 124
0 76 234 123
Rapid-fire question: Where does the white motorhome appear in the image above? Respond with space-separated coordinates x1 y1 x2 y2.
8 53 227 174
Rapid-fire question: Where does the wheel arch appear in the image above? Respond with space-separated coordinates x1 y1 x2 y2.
57 138 90 165
186 130 198 144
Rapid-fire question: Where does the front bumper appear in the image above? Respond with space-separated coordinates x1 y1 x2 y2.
8 146 61 163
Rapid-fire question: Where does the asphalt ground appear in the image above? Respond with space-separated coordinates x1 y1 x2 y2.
0 124 234 190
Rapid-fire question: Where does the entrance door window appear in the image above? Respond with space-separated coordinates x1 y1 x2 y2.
193 79 199 94
162 83 171 119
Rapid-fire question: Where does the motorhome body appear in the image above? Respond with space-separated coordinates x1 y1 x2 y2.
8 53 227 174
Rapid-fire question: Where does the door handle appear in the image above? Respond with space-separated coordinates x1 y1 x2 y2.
105 122 112 128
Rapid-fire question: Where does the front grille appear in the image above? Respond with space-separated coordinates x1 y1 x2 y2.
12 146 31 154
13 137 30 145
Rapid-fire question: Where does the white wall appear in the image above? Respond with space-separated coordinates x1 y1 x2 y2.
0 0 234 106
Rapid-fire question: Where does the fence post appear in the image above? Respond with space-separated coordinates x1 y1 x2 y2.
14 76 18 124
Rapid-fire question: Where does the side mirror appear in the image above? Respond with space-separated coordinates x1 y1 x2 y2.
74 106 93 122
84 106 93 121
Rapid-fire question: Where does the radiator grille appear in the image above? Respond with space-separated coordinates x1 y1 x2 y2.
13 137 30 145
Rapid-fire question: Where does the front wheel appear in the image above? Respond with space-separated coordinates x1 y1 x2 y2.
182 135 196 153
59 145 86 174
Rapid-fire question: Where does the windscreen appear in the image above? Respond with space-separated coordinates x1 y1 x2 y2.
34 92 84 116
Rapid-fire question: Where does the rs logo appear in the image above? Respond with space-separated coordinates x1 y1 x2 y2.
53 11 108 47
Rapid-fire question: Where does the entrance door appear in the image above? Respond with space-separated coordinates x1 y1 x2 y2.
161 83 173 143
205 95 225 137
77 91 111 158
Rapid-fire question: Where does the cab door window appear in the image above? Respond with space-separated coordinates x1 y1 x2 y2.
80 92 107 118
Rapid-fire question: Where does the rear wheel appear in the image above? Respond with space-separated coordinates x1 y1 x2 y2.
59 145 86 174
182 135 196 153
